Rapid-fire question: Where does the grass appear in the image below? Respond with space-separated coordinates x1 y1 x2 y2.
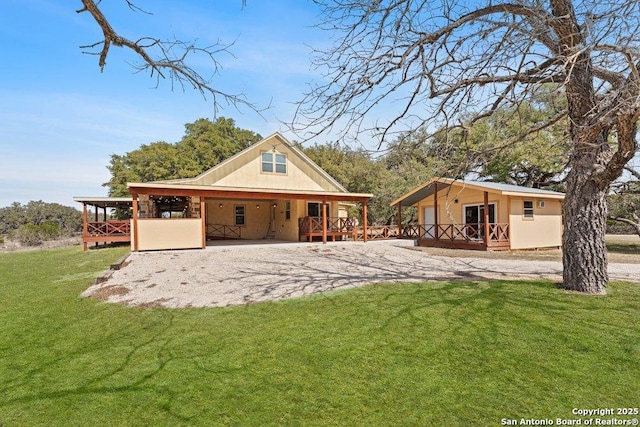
607 242 640 255
0 246 639 426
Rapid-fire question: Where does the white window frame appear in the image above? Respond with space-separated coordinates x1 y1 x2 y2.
261 151 287 174
523 200 534 219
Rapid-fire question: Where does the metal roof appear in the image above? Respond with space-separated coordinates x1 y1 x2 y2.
391 178 565 207
73 197 133 209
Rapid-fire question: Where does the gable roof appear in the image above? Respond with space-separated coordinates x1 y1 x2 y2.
128 132 372 201
172 132 349 191
391 177 565 207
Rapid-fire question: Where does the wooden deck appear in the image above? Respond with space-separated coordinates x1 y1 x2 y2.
82 220 131 250
403 223 510 251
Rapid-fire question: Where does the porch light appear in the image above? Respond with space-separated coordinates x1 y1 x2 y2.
219 203 223 208
273 203 277 208
256 204 260 209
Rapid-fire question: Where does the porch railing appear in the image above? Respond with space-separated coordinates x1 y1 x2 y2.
298 217 357 233
87 220 131 237
207 224 241 239
402 223 509 243
353 225 400 241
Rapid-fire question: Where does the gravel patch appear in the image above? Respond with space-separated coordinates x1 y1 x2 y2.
82 241 640 308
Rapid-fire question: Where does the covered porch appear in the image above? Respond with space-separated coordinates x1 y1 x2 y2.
74 197 133 251
392 180 511 251
128 183 372 251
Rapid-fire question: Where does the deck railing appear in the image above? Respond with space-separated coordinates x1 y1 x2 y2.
298 217 357 233
207 224 241 239
402 223 510 243
353 225 400 241
87 220 131 237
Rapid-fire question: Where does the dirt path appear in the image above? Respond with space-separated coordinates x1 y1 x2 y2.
83 241 640 308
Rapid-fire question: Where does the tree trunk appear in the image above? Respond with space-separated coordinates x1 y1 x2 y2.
562 167 609 295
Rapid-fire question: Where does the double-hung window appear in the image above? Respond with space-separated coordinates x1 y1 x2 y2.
261 152 287 174
523 201 534 218
235 205 245 226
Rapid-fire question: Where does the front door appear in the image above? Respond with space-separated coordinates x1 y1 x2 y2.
464 204 496 239
307 202 330 218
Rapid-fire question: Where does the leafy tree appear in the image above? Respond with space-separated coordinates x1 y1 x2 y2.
0 201 82 235
104 117 262 196
294 0 640 294
0 202 24 234
464 100 569 188
302 142 393 223
179 118 263 173
393 95 570 189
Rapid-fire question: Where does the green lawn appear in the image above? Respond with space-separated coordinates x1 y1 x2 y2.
0 246 638 426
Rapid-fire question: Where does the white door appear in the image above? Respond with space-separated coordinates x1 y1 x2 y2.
423 207 435 238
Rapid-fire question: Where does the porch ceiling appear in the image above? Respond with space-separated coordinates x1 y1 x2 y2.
74 197 133 209
394 183 451 207
127 183 372 203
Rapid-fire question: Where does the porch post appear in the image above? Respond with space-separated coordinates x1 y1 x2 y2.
200 197 206 249
322 201 328 244
483 191 490 248
434 182 439 240
397 203 402 237
82 203 88 251
94 206 99 248
363 200 368 243
132 193 139 252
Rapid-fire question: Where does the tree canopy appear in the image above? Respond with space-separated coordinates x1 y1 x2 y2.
0 201 82 235
104 117 262 196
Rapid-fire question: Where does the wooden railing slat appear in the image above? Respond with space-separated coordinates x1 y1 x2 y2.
402 223 510 243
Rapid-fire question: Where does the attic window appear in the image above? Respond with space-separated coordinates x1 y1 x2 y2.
261 152 287 174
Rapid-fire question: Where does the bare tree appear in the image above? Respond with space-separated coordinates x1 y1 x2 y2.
77 0 262 115
293 0 640 294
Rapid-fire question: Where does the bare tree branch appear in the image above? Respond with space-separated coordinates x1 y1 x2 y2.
76 0 265 116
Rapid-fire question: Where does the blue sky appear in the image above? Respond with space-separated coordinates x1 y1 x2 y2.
0 1 342 208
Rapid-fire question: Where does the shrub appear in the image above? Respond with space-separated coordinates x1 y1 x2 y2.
39 221 62 240
18 224 43 246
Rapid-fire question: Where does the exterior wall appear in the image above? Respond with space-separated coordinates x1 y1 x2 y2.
206 199 273 240
202 196 355 242
136 218 202 251
416 186 508 225
205 198 344 241
192 135 343 192
509 197 563 249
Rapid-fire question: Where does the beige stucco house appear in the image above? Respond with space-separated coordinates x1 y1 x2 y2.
76 133 373 251
391 177 565 251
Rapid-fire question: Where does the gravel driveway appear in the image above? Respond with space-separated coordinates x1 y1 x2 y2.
82 241 640 308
